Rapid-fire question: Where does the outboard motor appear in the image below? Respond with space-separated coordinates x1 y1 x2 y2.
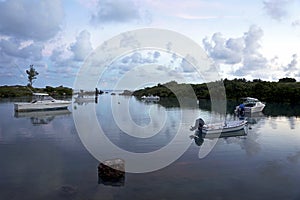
238 104 245 117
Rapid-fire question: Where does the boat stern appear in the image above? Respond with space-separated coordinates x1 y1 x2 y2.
14 103 19 111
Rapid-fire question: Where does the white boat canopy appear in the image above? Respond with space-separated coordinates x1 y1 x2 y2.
32 93 50 96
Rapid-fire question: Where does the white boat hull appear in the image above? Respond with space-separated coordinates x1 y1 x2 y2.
202 121 247 134
235 97 266 113
236 105 265 113
141 95 160 101
14 101 71 112
245 105 265 113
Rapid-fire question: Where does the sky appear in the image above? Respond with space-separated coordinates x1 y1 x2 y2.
0 0 299 89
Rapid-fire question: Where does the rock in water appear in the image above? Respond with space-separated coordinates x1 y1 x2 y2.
98 159 125 186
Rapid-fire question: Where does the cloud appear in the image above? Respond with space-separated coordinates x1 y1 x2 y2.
263 0 290 21
292 19 300 27
49 30 93 74
118 32 142 49
156 65 168 71
120 51 160 65
0 0 64 41
180 54 197 73
242 25 268 71
98 51 162 79
243 25 263 53
283 54 298 77
203 33 244 65
70 30 93 61
0 38 44 81
0 38 44 76
284 54 297 71
50 48 69 66
153 51 161 59
0 38 43 61
91 0 140 23
203 25 269 78
48 43 80 80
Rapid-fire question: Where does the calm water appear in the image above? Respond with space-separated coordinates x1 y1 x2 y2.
1 94 300 200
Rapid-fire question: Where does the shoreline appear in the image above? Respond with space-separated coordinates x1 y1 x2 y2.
0 85 73 98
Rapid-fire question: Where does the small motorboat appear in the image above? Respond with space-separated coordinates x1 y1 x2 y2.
202 120 247 134
141 95 160 101
14 93 71 112
235 97 265 114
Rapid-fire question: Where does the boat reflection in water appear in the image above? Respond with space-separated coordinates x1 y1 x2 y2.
191 129 247 147
98 159 125 187
74 96 98 105
236 111 264 125
14 109 71 125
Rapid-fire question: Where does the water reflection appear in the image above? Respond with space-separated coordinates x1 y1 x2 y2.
14 109 71 125
235 111 265 124
74 96 98 105
287 151 300 163
190 129 247 147
197 99 300 117
188 127 260 161
156 97 198 109
189 131 204 146
1 97 300 199
264 103 300 116
288 116 296 129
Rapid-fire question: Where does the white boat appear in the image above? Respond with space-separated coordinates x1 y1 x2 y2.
202 120 247 134
235 97 265 113
14 93 71 112
141 95 160 101
191 129 247 142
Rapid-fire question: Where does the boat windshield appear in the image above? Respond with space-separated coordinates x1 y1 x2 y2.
242 97 258 102
32 95 55 102
244 102 256 107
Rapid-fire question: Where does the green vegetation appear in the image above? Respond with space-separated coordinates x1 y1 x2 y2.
133 78 300 104
119 90 133 96
0 85 73 98
26 64 39 87
278 77 296 83
0 65 73 97
223 78 300 104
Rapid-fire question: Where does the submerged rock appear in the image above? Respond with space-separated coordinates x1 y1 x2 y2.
58 185 77 197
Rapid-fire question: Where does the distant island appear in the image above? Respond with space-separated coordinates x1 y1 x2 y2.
133 78 300 104
0 85 72 97
0 64 73 98
1 77 300 104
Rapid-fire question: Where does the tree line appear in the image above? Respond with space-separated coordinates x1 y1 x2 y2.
0 65 72 97
133 78 300 104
